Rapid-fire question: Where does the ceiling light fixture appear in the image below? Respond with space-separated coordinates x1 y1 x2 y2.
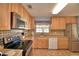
52 3 68 14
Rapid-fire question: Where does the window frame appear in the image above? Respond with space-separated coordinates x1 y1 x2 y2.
35 24 50 33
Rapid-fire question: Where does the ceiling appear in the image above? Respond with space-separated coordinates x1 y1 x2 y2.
22 3 56 17
22 3 79 17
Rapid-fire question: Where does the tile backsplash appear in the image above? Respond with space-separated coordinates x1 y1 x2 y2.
0 29 33 43
0 30 20 38
0 30 24 45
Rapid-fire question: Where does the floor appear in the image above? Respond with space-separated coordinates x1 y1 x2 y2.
31 48 79 56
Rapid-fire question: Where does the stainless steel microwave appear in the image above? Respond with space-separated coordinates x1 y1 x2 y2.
11 12 25 29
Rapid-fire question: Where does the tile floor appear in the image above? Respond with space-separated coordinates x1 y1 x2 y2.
31 48 79 56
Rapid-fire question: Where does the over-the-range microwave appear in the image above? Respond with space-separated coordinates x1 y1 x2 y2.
11 12 25 29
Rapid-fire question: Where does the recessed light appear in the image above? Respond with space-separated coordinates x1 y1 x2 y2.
52 3 68 14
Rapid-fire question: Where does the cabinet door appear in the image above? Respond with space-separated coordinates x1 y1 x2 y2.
58 37 68 49
38 39 48 48
17 4 23 17
11 4 19 14
23 7 30 29
32 37 38 48
0 4 11 30
32 39 38 48
59 17 66 29
51 17 59 30
11 4 23 17
0 46 4 51
32 37 48 48
66 17 77 24
23 7 33 29
51 16 66 30
30 17 35 29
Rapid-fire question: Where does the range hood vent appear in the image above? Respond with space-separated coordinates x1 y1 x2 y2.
27 5 32 9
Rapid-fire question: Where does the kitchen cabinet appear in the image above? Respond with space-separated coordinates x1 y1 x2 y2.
23 7 33 29
11 4 23 17
30 17 35 30
11 3 32 29
32 37 38 48
32 36 68 49
0 3 33 30
51 16 77 30
58 36 68 49
51 17 59 30
0 4 11 30
66 17 77 24
0 45 4 51
51 16 66 30
59 17 66 29
11 4 19 14
23 7 29 29
38 38 48 48
32 37 48 48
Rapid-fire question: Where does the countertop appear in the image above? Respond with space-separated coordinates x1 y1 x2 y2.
21 36 32 41
2 49 23 56
0 45 23 56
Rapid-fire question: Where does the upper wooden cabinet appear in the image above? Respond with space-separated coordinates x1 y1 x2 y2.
0 3 33 30
0 4 11 30
11 4 23 17
66 16 77 24
23 7 31 29
51 16 77 30
51 16 66 30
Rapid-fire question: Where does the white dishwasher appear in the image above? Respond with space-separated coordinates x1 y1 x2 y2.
49 37 57 49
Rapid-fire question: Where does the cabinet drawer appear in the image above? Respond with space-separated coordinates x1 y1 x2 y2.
71 42 79 51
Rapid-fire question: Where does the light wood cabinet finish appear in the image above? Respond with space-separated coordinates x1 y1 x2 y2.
66 16 77 24
0 46 4 51
23 6 33 29
0 4 11 30
32 37 48 48
58 36 68 49
51 16 66 30
51 16 77 30
0 3 33 30
11 4 23 17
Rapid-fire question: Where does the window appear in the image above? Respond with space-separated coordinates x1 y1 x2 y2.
36 24 49 33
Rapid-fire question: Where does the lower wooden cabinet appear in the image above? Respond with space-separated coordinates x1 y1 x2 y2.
58 37 68 49
38 39 48 48
32 37 48 48
0 46 4 51
32 36 68 49
32 38 38 48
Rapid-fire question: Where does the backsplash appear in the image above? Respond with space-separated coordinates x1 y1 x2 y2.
0 29 33 45
0 30 22 45
0 30 23 38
